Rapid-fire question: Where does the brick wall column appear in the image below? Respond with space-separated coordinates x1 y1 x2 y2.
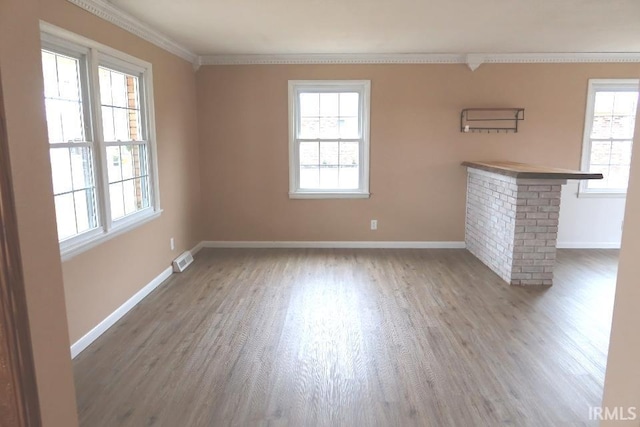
465 168 566 285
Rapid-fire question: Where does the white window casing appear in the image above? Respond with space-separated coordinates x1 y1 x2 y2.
40 22 161 261
288 80 371 199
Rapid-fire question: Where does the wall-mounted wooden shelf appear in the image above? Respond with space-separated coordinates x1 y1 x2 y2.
460 108 525 133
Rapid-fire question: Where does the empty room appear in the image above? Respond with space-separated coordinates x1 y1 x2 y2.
1 0 640 426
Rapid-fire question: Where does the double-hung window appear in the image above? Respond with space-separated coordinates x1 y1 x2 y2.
288 80 370 198
41 25 160 260
580 79 639 196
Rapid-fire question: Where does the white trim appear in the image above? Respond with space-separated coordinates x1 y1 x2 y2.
578 78 639 197
199 241 466 249
70 265 173 358
288 80 371 197
57 2 640 70
288 192 371 199
557 242 621 249
63 0 198 66
190 241 205 256
199 52 640 67
61 210 162 262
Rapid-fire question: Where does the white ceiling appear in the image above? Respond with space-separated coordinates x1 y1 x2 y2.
109 0 640 56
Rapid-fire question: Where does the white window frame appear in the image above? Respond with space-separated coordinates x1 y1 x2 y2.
579 78 639 198
288 80 371 199
40 22 161 261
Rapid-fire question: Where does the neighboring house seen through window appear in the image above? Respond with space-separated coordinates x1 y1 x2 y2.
41 25 161 260
580 79 639 195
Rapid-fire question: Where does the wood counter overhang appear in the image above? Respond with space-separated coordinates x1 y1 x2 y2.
461 161 603 181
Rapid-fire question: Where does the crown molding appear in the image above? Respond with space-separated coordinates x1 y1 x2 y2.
65 0 198 66
199 53 466 66
62 0 640 72
200 52 640 70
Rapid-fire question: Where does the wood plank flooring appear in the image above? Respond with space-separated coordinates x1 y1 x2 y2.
73 248 618 426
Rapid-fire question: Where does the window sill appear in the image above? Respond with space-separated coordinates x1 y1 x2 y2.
289 192 371 199
60 209 162 262
577 191 627 199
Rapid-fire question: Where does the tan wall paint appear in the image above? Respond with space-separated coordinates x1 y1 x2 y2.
196 63 640 242
40 0 202 344
602 90 640 425
0 0 79 425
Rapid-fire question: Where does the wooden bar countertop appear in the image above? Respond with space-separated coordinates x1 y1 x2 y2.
461 161 603 180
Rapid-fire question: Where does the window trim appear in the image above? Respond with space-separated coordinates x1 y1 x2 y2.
578 78 639 198
40 22 162 261
288 80 371 199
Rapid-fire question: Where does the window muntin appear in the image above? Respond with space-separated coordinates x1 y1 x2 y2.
581 80 639 194
41 28 160 259
289 81 370 198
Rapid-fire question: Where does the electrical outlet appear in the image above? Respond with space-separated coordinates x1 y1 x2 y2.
371 219 378 230
170 238 175 251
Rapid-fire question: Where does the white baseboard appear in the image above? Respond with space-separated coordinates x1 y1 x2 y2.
557 242 621 249
70 266 173 358
199 241 466 249
191 240 205 255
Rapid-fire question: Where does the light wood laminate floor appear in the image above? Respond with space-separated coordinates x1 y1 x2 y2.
74 249 618 426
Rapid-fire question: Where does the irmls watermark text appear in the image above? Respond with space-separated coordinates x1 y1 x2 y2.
589 406 637 421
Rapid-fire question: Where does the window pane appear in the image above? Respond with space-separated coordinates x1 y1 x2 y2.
299 93 319 117
74 189 97 233
41 52 58 98
339 92 359 117
609 165 630 189
611 115 636 139
591 115 611 139
54 193 76 240
123 179 137 215
113 107 129 141
610 140 633 165
49 148 73 195
106 145 123 183
99 67 142 142
99 67 112 105
56 55 81 101
613 92 638 115
41 51 86 144
319 93 339 117
339 117 359 138
320 141 339 166
338 141 359 189
121 144 147 180
299 141 319 166
319 141 339 189
110 182 125 220
589 140 611 166
594 92 615 116
70 147 94 190
300 166 319 189
319 117 339 138
44 99 64 143
101 106 116 142
60 100 84 142
300 118 319 139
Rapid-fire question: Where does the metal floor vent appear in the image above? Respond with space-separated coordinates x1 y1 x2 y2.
172 251 194 272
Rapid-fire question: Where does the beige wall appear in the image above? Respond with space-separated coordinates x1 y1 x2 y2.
40 0 202 344
0 0 79 425
602 91 640 425
196 63 640 242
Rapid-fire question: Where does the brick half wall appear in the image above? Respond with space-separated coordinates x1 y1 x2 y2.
465 168 566 285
